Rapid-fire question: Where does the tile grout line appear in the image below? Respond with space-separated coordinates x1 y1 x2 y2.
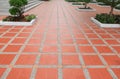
66 3 119 79
86 24 118 79
30 2 55 79
0 5 47 78
0 26 31 79
57 3 63 79
0 26 22 53
62 2 91 79
88 23 120 57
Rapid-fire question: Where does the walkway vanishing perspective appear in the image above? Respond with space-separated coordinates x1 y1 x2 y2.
0 0 120 79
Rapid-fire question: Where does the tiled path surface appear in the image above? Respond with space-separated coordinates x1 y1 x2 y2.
0 0 120 79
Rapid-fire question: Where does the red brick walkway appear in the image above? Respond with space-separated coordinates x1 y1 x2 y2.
0 0 120 79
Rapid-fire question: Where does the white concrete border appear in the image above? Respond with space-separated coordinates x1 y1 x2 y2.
0 18 36 26
71 2 83 6
91 17 120 28
72 4 84 7
97 4 110 7
76 7 96 11
89 3 98 4
114 8 120 12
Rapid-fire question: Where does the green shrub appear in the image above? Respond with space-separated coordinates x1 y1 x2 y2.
115 4 120 9
72 2 83 5
2 18 10 21
65 0 77 2
25 14 36 21
98 2 109 6
9 0 28 18
97 0 120 15
77 0 91 8
95 13 120 24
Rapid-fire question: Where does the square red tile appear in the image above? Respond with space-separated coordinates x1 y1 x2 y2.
103 55 120 65
76 39 89 44
0 45 4 49
0 29 8 32
32 33 43 38
83 55 103 65
87 34 99 38
90 39 104 44
60 39 74 45
112 68 120 79
88 68 112 79
96 46 113 53
61 46 76 53
79 46 95 53
84 29 94 33
0 54 15 65
44 39 57 45
72 29 82 33
3 33 16 37
9 29 21 32
105 40 120 45
16 55 36 65
0 38 11 44
100 34 112 38
42 45 58 52
46 33 57 39
62 55 80 65
23 45 40 52
11 38 26 44
22 29 33 32
13 26 24 29
0 68 6 77
48 29 57 33
39 54 58 65
95 29 106 33
7 68 32 79
63 68 85 79
28 39 41 45
3 45 21 52
112 46 120 53
17 33 30 37
60 34 72 39
35 68 58 79
113 34 120 38
74 34 85 39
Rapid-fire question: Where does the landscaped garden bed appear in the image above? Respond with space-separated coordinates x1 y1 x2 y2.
91 0 120 28
77 7 96 11
72 2 84 7
72 2 83 5
0 0 37 26
91 14 120 28
65 0 77 2
97 2 110 7
77 0 96 11
0 14 36 26
114 4 120 11
90 1 97 4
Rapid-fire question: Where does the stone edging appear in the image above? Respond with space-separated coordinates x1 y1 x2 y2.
76 7 96 11
0 18 36 26
91 17 120 28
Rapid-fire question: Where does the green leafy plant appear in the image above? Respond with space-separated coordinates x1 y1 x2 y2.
77 0 91 8
83 0 91 8
25 14 36 21
97 0 120 15
95 13 120 24
115 4 120 9
9 0 28 19
94 0 120 24
65 0 77 2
